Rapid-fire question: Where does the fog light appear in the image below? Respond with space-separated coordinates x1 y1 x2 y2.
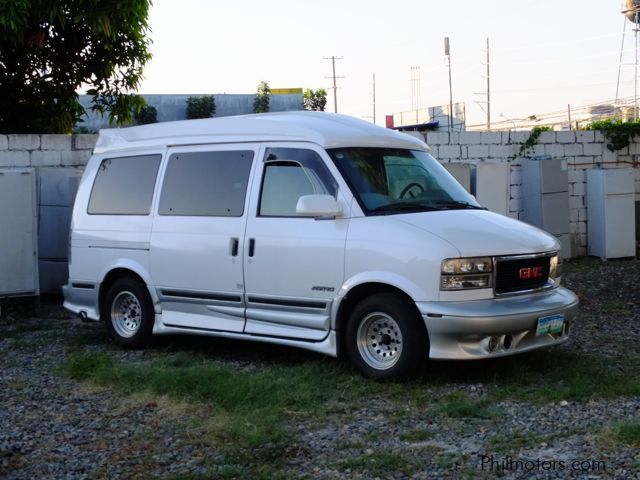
440 274 491 290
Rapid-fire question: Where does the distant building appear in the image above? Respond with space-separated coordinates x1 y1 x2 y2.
78 92 304 131
388 102 466 132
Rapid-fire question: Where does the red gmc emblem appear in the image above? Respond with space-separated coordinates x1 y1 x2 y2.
519 266 544 280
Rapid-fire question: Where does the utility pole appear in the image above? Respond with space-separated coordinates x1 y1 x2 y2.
486 37 491 130
324 56 344 113
372 73 376 124
445 37 453 132
410 66 422 112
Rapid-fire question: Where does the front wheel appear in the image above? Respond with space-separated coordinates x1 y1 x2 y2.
345 293 427 380
103 278 154 348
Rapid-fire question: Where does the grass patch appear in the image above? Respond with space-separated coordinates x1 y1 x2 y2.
63 350 374 475
439 392 495 419
0 321 49 341
399 427 433 442
488 432 551 453
435 451 467 470
341 449 424 476
608 422 640 447
602 299 629 314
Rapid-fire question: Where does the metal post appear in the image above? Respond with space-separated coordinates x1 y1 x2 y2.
324 56 343 113
445 37 453 132
486 38 491 131
636 14 639 119
567 104 572 130
372 73 376 124
332 57 338 113
616 14 628 104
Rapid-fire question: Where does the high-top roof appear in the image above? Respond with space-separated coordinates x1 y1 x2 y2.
93 111 428 154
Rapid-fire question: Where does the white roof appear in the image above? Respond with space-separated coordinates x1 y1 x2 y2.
93 111 428 154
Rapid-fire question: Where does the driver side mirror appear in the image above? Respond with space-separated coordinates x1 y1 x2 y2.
296 194 343 218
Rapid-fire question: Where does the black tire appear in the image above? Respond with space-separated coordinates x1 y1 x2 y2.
103 277 154 348
345 293 427 380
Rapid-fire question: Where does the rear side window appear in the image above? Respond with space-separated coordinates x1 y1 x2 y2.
88 154 161 215
159 150 253 216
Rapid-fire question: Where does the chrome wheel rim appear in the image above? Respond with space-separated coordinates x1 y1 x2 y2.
356 312 403 370
111 291 142 338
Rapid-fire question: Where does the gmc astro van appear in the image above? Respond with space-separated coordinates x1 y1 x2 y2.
63 112 578 379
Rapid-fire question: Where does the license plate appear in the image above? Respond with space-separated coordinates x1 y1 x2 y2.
536 314 564 336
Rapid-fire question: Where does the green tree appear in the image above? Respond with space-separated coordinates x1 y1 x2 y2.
304 88 328 111
253 81 270 113
0 0 152 133
186 95 216 119
134 105 158 125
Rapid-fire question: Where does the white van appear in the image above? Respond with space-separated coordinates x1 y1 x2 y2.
64 112 578 379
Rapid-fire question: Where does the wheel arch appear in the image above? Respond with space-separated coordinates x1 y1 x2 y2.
334 281 425 358
98 267 157 321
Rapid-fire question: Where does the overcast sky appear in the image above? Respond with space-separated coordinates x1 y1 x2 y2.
139 0 631 126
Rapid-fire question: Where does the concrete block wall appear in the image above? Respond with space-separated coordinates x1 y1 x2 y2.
406 130 640 256
0 134 96 168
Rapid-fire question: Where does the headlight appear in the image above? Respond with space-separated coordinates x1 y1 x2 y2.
441 257 492 274
441 257 493 290
549 254 562 287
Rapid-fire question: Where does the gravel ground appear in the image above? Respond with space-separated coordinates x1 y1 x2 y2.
1 257 639 479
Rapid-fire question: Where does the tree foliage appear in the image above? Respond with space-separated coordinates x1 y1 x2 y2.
304 88 328 111
253 81 270 113
134 105 157 125
0 0 152 133
186 95 216 119
587 118 640 151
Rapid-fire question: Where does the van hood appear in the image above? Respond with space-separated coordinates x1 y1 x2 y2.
393 210 558 257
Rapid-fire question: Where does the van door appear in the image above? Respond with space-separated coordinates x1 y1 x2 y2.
243 144 350 341
149 145 257 332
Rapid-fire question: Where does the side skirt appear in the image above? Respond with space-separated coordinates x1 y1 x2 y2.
152 315 338 357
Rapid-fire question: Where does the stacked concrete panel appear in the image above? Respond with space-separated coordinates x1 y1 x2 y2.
0 169 39 297
586 169 636 259
38 168 83 294
0 134 93 294
521 157 571 258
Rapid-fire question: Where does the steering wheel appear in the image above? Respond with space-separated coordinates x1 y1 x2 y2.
399 182 425 199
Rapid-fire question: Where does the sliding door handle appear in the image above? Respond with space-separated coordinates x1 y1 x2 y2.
248 238 255 257
230 237 239 257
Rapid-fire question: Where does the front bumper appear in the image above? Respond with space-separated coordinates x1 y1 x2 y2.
417 287 579 359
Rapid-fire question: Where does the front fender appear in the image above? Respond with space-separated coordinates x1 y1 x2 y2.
331 271 427 330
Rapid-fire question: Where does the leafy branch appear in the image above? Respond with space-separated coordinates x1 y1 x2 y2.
586 118 640 151
514 125 552 159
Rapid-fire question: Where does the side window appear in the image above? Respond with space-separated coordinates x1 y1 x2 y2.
88 154 161 215
258 148 337 217
159 150 253 216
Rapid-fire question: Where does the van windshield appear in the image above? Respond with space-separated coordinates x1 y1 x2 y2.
328 147 483 215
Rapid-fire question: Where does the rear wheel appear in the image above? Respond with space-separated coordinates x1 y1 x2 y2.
103 278 154 348
345 293 427 380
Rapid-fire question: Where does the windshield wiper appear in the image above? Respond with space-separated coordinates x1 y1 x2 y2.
432 200 487 210
371 202 439 213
